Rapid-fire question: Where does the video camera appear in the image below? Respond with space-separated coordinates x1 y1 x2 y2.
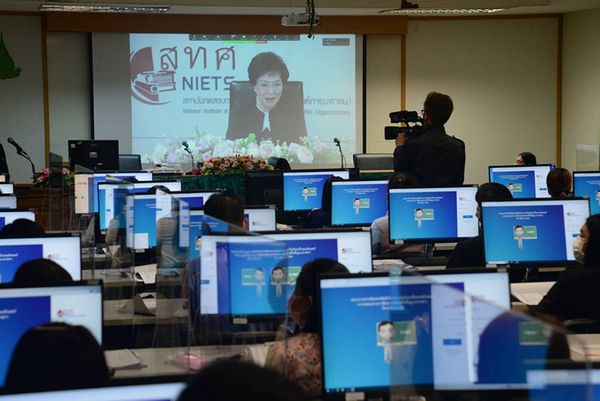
384 110 424 140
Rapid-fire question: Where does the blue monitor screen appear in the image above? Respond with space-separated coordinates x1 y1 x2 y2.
91 172 153 213
331 180 388 226
0 196 17 210
481 198 590 265
389 186 478 242
283 170 350 211
527 369 600 401
127 194 174 249
573 172 600 215
488 165 554 199
0 284 102 386
197 230 372 315
186 211 229 259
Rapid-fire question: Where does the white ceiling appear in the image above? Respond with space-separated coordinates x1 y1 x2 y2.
2 0 600 15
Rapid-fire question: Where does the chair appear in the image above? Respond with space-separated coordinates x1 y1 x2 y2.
118 154 142 172
352 153 394 172
267 157 291 171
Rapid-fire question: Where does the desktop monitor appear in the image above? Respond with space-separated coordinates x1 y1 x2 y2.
74 172 153 214
0 195 17 210
283 169 351 212
126 193 178 249
244 170 283 209
0 210 35 231
0 183 14 195
319 271 513 396
171 190 220 209
488 164 555 199
573 171 600 215
0 235 81 283
197 229 372 317
388 185 478 242
481 198 590 266
0 281 102 386
68 140 119 172
527 367 599 401
98 181 182 230
331 179 388 227
244 206 277 232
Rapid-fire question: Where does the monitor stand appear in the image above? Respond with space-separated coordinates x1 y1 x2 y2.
402 243 448 268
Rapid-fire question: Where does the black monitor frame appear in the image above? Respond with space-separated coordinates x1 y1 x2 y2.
330 178 390 228
68 140 119 172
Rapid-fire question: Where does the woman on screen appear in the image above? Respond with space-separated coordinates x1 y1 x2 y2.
265 258 349 396
226 52 307 144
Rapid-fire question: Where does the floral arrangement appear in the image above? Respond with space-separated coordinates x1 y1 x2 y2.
34 167 75 187
142 130 342 166
192 155 273 176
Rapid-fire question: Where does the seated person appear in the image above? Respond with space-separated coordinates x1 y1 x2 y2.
371 172 418 255
5 323 110 392
265 258 349 396
12 258 73 285
177 359 307 401
0 218 45 238
446 182 512 268
546 167 572 198
515 151 537 166
537 214 600 321
302 176 343 229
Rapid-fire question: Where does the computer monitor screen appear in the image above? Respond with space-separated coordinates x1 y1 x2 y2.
198 230 372 316
283 170 351 211
573 171 600 215
0 210 35 231
171 190 219 209
0 235 81 283
98 181 181 230
481 198 590 266
0 282 102 386
75 172 153 214
331 180 388 226
0 183 14 195
488 165 555 199
126 193 175 249
0 195 17 210
319 271 512 394
0 381 186 401
389 186 478 242
68 140 119 171
527 368 599 401
244 171 283 209
244 206 277 232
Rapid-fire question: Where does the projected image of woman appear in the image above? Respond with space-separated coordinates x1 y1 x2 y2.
226 52 307 143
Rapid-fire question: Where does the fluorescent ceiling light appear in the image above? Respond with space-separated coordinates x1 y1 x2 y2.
39 3 169 13
380 8 505 14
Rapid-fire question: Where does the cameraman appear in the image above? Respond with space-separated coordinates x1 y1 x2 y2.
393 92 465 187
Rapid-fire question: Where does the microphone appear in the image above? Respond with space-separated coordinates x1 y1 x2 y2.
182 141 196 171
333 137 345 169
7 137 36 182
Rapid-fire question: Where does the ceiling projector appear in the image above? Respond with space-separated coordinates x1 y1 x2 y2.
281 13 320 27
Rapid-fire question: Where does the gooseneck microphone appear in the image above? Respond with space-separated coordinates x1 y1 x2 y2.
7 137 36 182
182 141 196 171
333 137 346 169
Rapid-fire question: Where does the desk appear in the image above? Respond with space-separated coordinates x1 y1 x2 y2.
104 298 188 327
568 334 600 362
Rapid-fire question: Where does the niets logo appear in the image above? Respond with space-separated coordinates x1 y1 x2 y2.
130 47 176 105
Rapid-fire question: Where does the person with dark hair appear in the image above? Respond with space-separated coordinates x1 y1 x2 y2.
146 184 172 195
446 182 513 268
302 176 344 229
546 167 572 198
515 152 537 166
0 218 45 238
393 92 465 187
538 214 600 321
203 191 245 229
177 359 307 401
371 172 418 254
265 258 349 396
226 52 307 143
13 258 73 285
5 323 110 392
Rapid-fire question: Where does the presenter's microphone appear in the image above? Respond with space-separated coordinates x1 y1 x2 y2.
333 137 345 169
7 137 26 156
182 141 196 171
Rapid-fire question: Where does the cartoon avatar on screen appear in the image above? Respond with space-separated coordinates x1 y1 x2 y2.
302 187 310 202
254 267 265 298
378 321 396 364
596 189 600 207
271 266 286 298
415 208 424 228
353 198 362 215
514 225 525 249
508 183 515 195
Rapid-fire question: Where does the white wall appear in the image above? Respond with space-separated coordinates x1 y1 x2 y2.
0 15 45 183
404 18 558 185
562 8 600 172
48 32 93 159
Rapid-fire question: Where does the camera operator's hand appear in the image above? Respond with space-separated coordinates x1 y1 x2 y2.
395 132 407 147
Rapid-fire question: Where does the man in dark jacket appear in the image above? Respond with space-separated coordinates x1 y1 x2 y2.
394 92 465 187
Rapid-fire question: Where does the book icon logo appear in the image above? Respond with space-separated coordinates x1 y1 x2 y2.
130 47 176 105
